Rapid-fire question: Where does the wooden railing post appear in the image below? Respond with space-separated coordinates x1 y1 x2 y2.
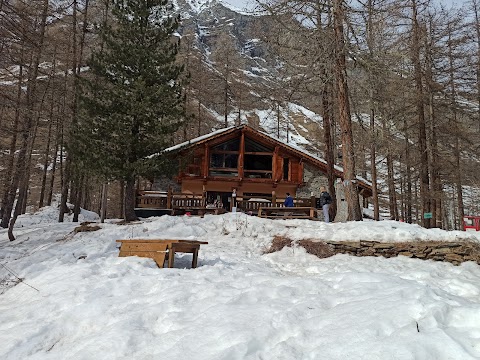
167 187 172 209
272 191 276 207
311 193 316 208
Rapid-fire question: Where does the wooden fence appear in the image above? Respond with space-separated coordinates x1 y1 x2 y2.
137 190 317 213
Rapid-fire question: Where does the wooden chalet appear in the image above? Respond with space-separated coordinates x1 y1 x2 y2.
136 125 372 215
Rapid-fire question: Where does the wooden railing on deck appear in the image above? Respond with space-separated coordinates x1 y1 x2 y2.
234 195 316 212
137 191 316 213
136 190 204 209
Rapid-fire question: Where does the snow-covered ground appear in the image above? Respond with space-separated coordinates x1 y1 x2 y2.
1 208 480 359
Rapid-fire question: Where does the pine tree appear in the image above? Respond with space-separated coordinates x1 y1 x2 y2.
75 0 185 221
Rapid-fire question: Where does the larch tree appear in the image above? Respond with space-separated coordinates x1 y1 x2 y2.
333 0 362 221
75 0 185 221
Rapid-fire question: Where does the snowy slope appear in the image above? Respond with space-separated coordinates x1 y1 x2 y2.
1 210 480 359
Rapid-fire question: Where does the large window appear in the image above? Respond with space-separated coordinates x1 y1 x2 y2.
244 137 273 179
209 138 240 177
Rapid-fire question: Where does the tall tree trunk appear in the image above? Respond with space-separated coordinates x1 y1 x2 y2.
0 56 23 228
124 177 137 221
333 0 362 221
39 63 56 208
119 180 125 219
411 0 430 228
473 0 480 132
60 0 80 222
447 23 465 230
404 117 413 223
425 17 441 228
366 0 379 220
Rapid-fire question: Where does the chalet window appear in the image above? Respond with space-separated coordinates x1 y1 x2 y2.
209 139 240 177
245 137 272 152
283 158 290 180
244 154 272 178
244 137 273 179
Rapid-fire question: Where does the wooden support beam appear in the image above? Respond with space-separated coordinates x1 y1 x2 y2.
239 129 245 179
203 143 209 178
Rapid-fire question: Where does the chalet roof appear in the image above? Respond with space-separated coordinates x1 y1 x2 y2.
160 124 372 191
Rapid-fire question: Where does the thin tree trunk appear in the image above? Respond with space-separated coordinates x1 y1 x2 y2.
404 117 412 223
60 0 80 222
411 0 430 228
8 0 49 240
366 0 379 221
473 0 480 132
322 80 337 220
0 57 23 228
447 23 465 230
39 65 56 208
119 180 125 219
100 183 107 223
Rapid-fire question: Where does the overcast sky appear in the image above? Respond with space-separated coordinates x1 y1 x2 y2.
221 0 470 13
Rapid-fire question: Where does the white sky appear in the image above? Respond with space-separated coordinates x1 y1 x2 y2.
219 0 470 13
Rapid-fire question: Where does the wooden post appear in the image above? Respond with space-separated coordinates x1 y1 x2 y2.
311 192 316 208
202 185 206 207
167 187 172 209
272 191 276 207
203 143 209 178
238 129 245 179
273 146 280 182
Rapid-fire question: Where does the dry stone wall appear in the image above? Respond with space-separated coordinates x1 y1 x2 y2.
267 236 480 266
322 240 480 266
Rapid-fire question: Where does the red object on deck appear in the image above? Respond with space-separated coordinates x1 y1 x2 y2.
463 216 480 231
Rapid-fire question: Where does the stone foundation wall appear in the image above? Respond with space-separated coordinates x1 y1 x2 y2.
323 240 480 265
267 236 480 266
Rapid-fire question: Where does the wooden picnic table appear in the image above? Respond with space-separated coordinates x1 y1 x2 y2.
258 206 318 220
116 239 208 268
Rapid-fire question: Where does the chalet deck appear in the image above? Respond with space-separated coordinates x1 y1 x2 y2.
136 189 318 215
140 125 372 218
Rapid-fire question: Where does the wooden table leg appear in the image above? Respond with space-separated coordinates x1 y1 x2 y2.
168 246 175 268
192 248 199 268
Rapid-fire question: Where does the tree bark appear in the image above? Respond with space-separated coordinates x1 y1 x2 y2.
8 0 49 240
333 0 362 221
124 177 138 221
411 0 430 228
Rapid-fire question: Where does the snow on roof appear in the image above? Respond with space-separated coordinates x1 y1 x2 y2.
147 126 236 159
153 124 372 187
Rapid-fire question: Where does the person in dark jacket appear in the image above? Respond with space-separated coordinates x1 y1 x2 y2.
284 193 294 207
318 186 332 222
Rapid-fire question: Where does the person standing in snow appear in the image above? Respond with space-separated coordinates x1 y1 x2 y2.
317 186 332 222
284 193 294 207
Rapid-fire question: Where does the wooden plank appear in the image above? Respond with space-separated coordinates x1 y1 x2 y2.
244 151 274 155
116 239 180 244
120 243 173 252
119 243 168 268
116 239 208 244
170 243 200 253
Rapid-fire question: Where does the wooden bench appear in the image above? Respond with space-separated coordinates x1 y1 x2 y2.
258 206 318 220
116 239 208 268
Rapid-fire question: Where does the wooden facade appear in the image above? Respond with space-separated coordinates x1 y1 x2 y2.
139 125 372 212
